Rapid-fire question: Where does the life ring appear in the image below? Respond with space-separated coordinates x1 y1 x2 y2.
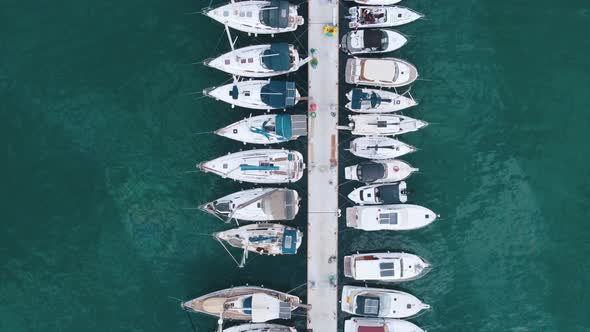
393 166 400 172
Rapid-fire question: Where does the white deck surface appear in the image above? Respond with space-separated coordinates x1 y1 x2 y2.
306 0 339 331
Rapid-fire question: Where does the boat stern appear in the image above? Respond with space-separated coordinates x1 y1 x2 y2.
344 165 359 181
345 207 359 228
343 255 354 277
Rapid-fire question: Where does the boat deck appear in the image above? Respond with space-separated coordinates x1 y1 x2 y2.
306 0 339 331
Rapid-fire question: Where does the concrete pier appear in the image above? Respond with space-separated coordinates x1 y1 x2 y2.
306 0 339 331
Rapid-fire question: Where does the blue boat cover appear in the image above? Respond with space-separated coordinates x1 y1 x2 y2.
240 164 280 171
275 114 293 139
261 81 297 108
281 229 298 255
262 43 291 71
260 1 290 28
350 89 391 109
249 235 278 243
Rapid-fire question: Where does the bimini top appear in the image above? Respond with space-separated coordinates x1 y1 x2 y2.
376 184 402 204
263 43 291 71
261 188 299 220
261 81 297 108
350 89 392 110
281 229 298 255
363 30 387 50
260 1 290 28
355 295 381 316
357 161 385 183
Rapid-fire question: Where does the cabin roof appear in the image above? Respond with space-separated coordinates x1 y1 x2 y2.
362 59 396 82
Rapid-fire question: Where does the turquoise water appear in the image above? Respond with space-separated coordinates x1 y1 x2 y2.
1 0 590 331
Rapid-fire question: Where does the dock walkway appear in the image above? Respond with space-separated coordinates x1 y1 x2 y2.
306 0 339 331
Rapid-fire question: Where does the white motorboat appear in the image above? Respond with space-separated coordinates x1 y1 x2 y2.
341 286 430 318
346 204 438 231
198 149 305 184
346 114 428 136
215 223 302 256
348 136 417 160
341 29 407 55
344 252 431 282
345 57 419 88
345 88 416 113
347 6 423 29
204 1 304 35
181 286 303 321
215 114 307 145
205 43 310 78
348 182 408 205
204 80 300 110
345 160 417 184
199 188 300 222
224 324 296 332
344 318 425 332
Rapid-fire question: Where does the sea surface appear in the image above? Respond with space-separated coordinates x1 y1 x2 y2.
1 0 590 331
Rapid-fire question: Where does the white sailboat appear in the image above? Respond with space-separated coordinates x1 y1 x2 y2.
341 286 430 318
204 1 304 35
344 160 418 184
215 223 302 256
348 182 408 205
346 204 438 231
347 6 423 29
344 318 425 332
215 113 307 145
198 149 305 184
204 80 300 110
348 136 417 160
341 29 407 55
199 188 300 222
205 43 310 77
345 114 428 136
223 324 296 332
344 252 431 282
345 57 419 88
345 88 416 113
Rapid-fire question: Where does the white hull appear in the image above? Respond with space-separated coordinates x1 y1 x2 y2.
345 160 417 184
345 88 417 113
348 136 416 159
344 318 425 332
348 0 402 5
341 29 407 55
344 252 431 282
347 114 428 136
206 1 304 35
348 6 423 29
204 80 300 110
215 114 307 145
345 57 419 88
200 188 300 221
346 204 438 231
224 324 296 332
341 285 430 318
198 149 305 184
205 44 308 78
215 223 302 255
348 182 407 205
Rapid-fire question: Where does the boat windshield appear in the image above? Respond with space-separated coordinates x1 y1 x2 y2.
356 161 385 182
379 261 395 277
242 296 253 314
355 295 380 316
378 212 398 225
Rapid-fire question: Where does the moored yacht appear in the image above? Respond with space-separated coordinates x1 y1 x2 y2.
204 80 300 110
224 324 296 332
347 6 423 29
348 182 408 205
341 29 407 55
345 57 418 88
205 1 304 35
346 204 438 231
345 88 417 113
345 160 418 184
198 149 305 184
344 318 425 332
341 286 430 318
199 188 300 222
205 43 310 77
215 113 307 144
181 286 302 321
344 252 431 282
348 136 417 160
346 114 428 136
215 223 302 256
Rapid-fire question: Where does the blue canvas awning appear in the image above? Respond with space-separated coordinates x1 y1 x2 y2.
281 229 298 255
261 81 297 108
275 114 293 138
350 89 392 109
240 164 279 171
260 1 290 28
262 43 291 71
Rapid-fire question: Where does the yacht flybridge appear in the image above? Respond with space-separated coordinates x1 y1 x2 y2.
204 1 304 35
215 114 307 145
348 182 408 205
345 160 418 184
205 43 311 78
198 149 305 184
346 204 438 231
344 252 431 282
345 114 428 136
215 223 302 256
341 29 407 55
181 286 303 322
199 188 300 222
348 136 417 160
344 318 425 332
341 286 430 318
204 80 300 110
346 88 417 113
347 6 423 29
345 57 419 88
